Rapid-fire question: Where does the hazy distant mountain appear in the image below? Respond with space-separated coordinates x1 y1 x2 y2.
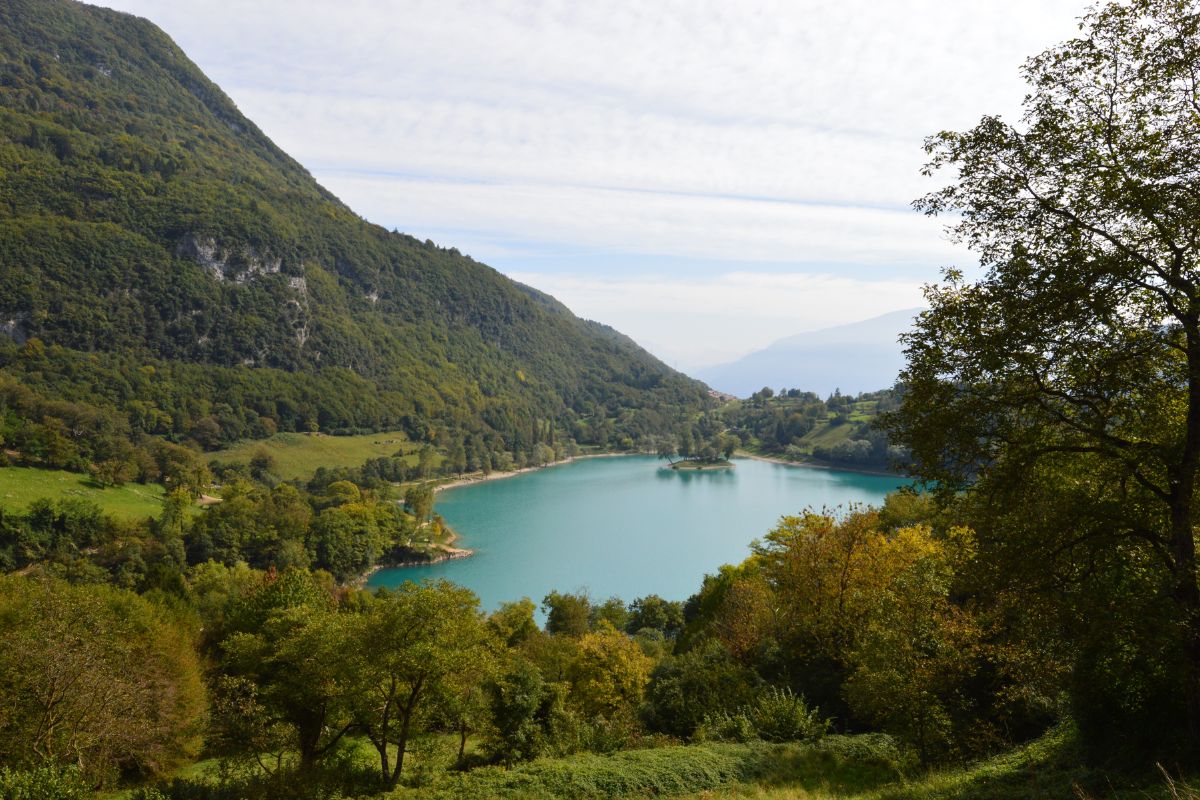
696 309 922 399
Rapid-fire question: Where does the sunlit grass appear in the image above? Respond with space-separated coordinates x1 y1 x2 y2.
209 430 418 481
0 465 165 519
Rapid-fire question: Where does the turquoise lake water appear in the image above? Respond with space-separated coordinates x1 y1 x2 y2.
367 455 906 609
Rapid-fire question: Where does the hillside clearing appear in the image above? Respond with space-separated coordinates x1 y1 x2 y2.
0 466 165 519
209 431 418 481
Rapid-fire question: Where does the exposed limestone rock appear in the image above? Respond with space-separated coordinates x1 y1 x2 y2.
176 234 283 283
0 314 28 344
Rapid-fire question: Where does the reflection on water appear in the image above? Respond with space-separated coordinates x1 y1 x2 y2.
655 465 737 484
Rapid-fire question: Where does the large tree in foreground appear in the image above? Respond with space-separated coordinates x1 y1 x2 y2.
888 0 1200 758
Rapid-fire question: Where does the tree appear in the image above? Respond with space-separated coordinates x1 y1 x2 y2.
483 659 572 764
215 570 353 773
888 0 1200 757
404 485 434 525
626 594 685 638
489 598 540 647
655 437 678 465
0 576 206 784
349 580 493 788
641 642 758 738
567 624 652 719
843 529 983 762
542 590 591 637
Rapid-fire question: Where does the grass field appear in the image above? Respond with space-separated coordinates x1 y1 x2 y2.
105 727 1189 800
679 727 1182 800
209 430 418 481
798 418 859 450
0 466 165 519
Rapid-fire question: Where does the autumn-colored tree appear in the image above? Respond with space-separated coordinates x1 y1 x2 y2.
843 527 983 761
0 576 206 784
567 624 653 720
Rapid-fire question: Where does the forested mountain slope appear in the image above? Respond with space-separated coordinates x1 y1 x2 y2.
0 0 710 453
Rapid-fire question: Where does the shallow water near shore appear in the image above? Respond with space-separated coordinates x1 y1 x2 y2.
368 455 906 610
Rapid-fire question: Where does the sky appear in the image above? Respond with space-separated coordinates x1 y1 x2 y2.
97 0 1088 371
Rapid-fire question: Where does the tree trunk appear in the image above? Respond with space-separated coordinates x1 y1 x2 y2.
387 718 411 790
376 738 390 783
1174 323 1200 747
297 714 322 772
386 678 425 790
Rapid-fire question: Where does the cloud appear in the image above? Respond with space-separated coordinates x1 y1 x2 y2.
100 0 1089 227
95 0 1088 363
504 271 927 369
316 172 964 269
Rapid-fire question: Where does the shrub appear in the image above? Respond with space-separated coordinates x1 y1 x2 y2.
0 766 89 800
696 687 829 744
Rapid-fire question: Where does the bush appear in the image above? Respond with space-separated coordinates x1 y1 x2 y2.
696 687 829 744
695 711 759 743
0 766 89 800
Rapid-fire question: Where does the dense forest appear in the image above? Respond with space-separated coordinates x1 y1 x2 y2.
4 0 1200 798
0 0 712 460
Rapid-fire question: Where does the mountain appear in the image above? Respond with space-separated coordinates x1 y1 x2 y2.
696 309 921 399
0 0 711 453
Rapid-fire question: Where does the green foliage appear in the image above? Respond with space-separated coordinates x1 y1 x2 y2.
487 598 539 647
0 0 711 470
349 580 495 787
402 485 433 525
484 659 574 765
0 575 206 784
886 0 1200 763
743 687 831 743
696 687 829 744
625 593 684 638
390 742 780 800
640 642 759 739
542 590 592 637
719 388 905 469
565 624 653 720
214 571 351 771
0 765 89 800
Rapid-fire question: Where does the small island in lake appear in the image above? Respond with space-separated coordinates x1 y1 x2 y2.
669 458 733 470
657 426 737 469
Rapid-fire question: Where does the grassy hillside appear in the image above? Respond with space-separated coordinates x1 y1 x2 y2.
0 0 710 459
141 729 1183 800
209 430 418 481
682 729 1180 800
722 389 902 470
0 465 164 519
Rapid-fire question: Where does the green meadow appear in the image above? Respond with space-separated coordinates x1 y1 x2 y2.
0 466 165 520
210 431 419 481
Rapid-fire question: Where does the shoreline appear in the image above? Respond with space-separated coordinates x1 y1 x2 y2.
355 452 633 587
351 539 475 587
736 451 904 479
354 450 901 589
355 455 633 587
431 451 630 493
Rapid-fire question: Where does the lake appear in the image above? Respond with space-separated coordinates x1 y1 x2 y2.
367 455 906 609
